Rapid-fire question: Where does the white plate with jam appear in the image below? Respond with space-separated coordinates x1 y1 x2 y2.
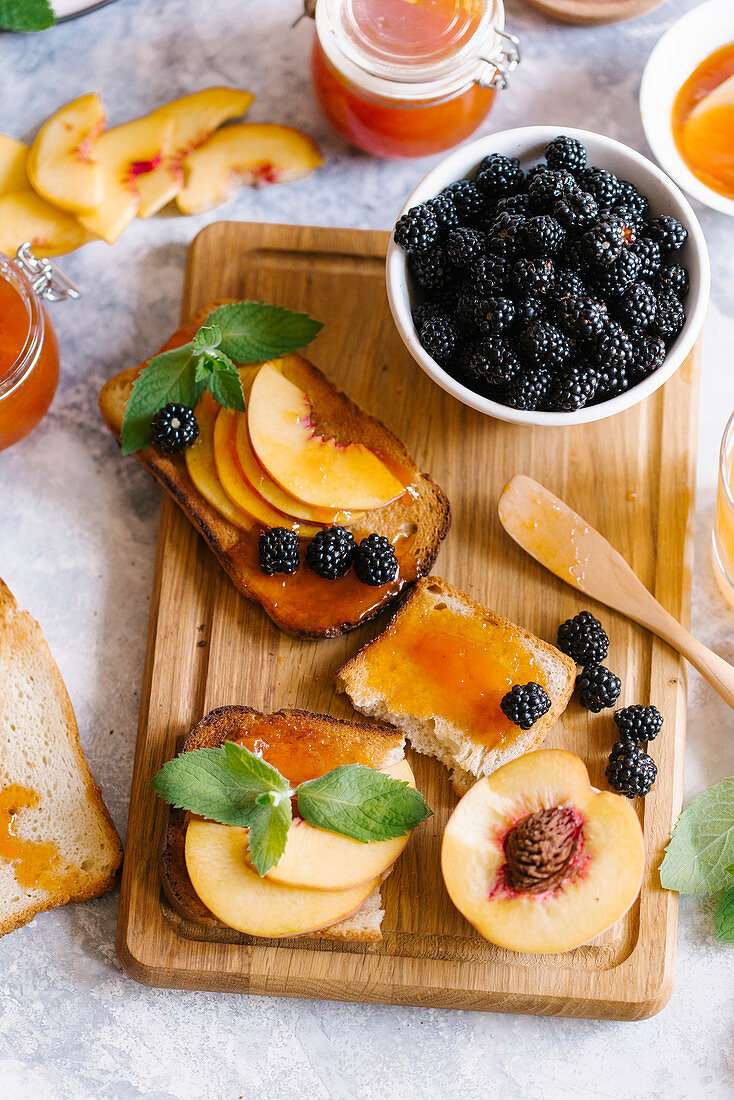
641 0 734 217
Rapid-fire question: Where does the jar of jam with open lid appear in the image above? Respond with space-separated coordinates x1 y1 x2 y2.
309 0 520 158
0 244 80 451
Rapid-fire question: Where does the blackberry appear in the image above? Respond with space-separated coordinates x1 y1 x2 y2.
408 247 454 291
614 704 664 743
305 526 355 580
595 321 634 378
486 212 525 258
528 167 577 212
550 362 599 411
258 527 299 576
426 192 459 231
150 403 199 454
654 293 685 340
393 204 439 255
551 269 586 306
476 153 524 197
512 257 555 297
656 263 689 300
603 207 639 245
500 682 552 730
515 295 546 328
581 219 625 267
472 295 516 336
618 282 657 331
412 300 451 331
554 190 598 231
631 333 666 378
631 237 662 279
605 742 657 798
518 320 571 371
595 358 629 401
471 252 510 295
560 295 608 342
442 179 485 224
467 336 520 387
353 533 398 586
420 315 458 364
446 227 486 267
505 368 552 411
615 180 649 222
495 192 531 217
648 214 687 253
545 135 587 174
592 250 642 297
577 664 621 712
577 166 621 207
563 237 590 275
557 611 609 665
524 214 565 255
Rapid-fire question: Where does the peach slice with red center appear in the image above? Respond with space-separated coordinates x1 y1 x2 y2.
441 749 644 954
136 87 255 218
176 123 322 215
0 190 95 257
27 93 106 215
247 363 405 512
0 135 30 197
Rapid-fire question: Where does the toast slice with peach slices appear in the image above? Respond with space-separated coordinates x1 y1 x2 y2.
159 705 415 943
98 303 450 638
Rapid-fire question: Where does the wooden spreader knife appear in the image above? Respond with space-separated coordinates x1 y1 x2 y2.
498 474 734 709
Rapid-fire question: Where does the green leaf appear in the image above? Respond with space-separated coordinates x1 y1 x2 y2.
151 741 290 829
247 798 292 877
205 359 246 412
297 765 432 843
192 325 222 354
121 343 202 454
660 777 734 895
715 885 734 942
0 0 55 31
207 301 323 362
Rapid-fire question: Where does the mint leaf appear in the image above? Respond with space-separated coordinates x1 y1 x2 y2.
0 0 55 30
192 325 222 354
297 765 432 843
204 359 246 412
247 798 292 877
121 343 202 455
715 885 734 942
208 301 323 362
660 777 734 895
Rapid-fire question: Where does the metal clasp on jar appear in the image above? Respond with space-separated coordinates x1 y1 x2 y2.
13 242 81 303
477 30 521 91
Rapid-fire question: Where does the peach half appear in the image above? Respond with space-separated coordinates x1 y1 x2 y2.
441 750 644 954
247 363 405 512
185 820 379 937
27 93 106 215
176 123 322 215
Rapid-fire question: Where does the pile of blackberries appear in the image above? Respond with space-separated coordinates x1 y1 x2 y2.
393 135 690 413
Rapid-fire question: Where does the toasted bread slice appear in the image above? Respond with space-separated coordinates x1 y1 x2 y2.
0 580 122 937
336 577 576 795
98 304 450 638
160 705 406 943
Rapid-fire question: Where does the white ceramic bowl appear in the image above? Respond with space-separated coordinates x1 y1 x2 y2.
641 0 734 218
386 126 710 427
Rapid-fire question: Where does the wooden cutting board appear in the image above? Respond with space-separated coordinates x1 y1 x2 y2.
116 221 699 1018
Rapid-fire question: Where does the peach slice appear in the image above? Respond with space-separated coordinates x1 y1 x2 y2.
441 749 644 954
0 135 29 197
185 391 255 531
136 87 255 218
27 93 105 215
246 759 416 890
212 405 321 537
0 190 95 257
247 363 405 511
78 112 175 243
176 123 322 215
185 819 379 936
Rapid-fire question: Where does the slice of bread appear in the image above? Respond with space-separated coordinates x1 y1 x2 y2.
160 705 407 943
0 579 122 937
336 577 576 796
98 303 450 639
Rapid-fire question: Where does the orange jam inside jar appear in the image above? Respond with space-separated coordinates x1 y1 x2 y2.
0 249 70 452
673 43 734 201
311 0 520 158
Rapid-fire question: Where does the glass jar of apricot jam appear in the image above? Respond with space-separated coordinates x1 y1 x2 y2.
310 0 520 158
0 245 79 452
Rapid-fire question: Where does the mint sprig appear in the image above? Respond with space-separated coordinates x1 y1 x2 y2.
715 866 734 943
660 777 734 896
0 0 55 30
151 741 431 877
120 301 323 455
